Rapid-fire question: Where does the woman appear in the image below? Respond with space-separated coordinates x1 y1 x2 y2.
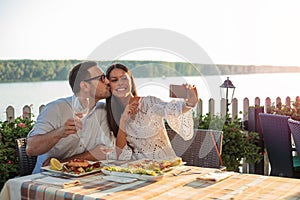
106 63 198 160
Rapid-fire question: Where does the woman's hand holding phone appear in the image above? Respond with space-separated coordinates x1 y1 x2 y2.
185 84 198 107
169 84 198 107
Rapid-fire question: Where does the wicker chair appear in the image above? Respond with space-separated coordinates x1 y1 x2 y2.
15 138 37 176
167 129 223 169
288 118 300 163
259 113 300 178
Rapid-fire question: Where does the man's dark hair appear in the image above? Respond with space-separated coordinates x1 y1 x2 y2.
69 61 97 93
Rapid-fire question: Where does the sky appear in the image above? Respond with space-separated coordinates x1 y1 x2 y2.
1 0 300 66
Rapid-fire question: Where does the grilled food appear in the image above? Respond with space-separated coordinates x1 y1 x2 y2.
62 159 101 174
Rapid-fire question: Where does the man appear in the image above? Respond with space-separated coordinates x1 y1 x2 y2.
26 61 112 173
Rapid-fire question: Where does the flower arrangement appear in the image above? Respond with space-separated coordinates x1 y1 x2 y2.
0 115 34 190
266 97 300 121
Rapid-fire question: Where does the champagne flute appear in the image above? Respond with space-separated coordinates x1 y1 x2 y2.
100 132 115 165
72 96 90 119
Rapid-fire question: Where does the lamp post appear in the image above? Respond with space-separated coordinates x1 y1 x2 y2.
220 77 236 115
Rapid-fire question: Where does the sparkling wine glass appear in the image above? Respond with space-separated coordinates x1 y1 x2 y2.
100 132 115 165
72 96 90 120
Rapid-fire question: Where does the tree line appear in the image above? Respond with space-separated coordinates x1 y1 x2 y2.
0 59 299 83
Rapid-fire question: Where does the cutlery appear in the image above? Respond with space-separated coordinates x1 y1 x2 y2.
41 172 71 179
172 168 192 176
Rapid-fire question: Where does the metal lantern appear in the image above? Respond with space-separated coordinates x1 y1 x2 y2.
220 77 235 114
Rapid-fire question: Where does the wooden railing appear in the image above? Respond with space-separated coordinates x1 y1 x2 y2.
197 96 299 121
5 105 45 122
4 96 299 122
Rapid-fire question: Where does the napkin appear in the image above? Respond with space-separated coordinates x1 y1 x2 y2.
102 175 138 183
33 176 80 188
196 171 234 182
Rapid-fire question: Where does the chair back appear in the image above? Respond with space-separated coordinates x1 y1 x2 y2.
288 118 300 161
167 129 223 169
15 138 37 176
259 113 294 177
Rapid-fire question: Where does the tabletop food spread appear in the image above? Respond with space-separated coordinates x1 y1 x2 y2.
2 156 300 200
42 157 184 181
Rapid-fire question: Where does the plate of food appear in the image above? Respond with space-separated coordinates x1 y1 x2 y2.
42 158 102 177
101 157 184 181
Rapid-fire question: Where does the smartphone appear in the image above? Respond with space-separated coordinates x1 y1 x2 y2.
169 84 188 98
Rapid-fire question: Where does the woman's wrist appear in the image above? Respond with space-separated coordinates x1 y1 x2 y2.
185 101 196 108
119 117 127 132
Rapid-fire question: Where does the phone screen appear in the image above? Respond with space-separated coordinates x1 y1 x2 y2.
169 85 188 98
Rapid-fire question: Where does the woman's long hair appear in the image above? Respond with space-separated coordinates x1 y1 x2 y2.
106 63 137 137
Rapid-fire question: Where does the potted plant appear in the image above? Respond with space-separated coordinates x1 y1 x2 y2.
267 97 300 121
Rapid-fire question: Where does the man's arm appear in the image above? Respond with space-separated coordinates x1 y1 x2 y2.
26 118 81 156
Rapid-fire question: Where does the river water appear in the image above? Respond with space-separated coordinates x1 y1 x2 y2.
0 73 299 121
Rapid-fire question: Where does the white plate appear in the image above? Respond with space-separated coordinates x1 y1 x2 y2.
41 161 101 177
101 169 164 181
100 158 185 181
120 159 186 173
102 175 138 183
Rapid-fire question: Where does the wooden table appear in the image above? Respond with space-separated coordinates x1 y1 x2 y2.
1 165 300 200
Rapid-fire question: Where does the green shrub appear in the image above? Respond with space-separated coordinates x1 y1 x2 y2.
195 113 263 172
0 116 34 189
